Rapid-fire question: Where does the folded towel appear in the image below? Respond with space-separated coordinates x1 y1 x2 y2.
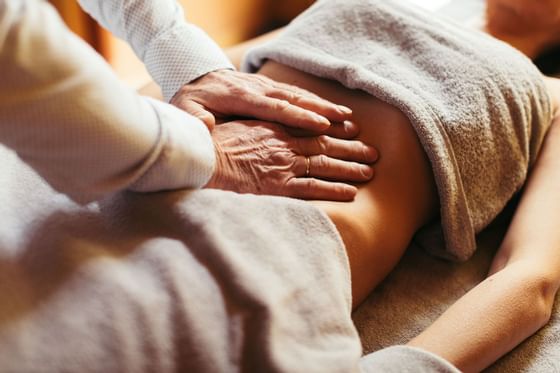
243 0 552 261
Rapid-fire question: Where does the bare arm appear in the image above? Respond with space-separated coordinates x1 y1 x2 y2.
409 107 560 372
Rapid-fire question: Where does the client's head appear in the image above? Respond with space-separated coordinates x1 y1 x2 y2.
486 0 560 57
487 0 560 33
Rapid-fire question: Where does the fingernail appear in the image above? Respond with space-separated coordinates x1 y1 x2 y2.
343 120 358 132
315 114 331 127
364 146 378 161
338 105 352 115
344 185 358 196
361 165 374 178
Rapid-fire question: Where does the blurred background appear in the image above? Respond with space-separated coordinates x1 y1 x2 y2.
48 0 315 89
55 1 560 89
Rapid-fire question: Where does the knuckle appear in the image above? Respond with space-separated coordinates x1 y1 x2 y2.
330 183 341 194
316 154 329 168
352 163 363 176
229 84 248 97
249 96 269 110
316 135 330 153
288 92 304 104
334 184 347 195
275 88 296 103
269 151 290 165
275 99 292 112
302 178 317 190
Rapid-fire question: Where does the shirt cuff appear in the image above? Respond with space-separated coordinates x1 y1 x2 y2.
129 98 215 192
143 24 235 102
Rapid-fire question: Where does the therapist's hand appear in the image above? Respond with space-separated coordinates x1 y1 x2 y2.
205 120 378 201
170 69 353 132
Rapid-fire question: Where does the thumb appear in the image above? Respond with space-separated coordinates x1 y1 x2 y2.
174 100 216 131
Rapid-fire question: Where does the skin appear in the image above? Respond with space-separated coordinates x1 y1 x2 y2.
409 79 560 372
256 61 439 306
486 0 560 58
205 119 378 200
140 4 560 370
408 10 560 371
257 61 560 373
132 29 377 203
147 30 380 203
170 68 354 132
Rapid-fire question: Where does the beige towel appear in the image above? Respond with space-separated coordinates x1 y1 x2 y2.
0 145 459 372
243 0 552 261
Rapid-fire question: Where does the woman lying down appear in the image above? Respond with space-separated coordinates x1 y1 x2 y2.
1 1 558 372
231 0 560 371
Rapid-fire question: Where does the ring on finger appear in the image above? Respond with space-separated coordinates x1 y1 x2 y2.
305 156 311 177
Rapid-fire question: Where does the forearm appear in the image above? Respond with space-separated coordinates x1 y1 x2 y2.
78 0 233 101
0 0 215 203
410 109 560 372
408 264 554 372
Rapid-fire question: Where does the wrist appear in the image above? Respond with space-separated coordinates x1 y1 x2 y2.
132 99 216 191
144 23 234 102
205 140 226 189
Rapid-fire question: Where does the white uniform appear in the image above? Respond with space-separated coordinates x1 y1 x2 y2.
0 0 233 203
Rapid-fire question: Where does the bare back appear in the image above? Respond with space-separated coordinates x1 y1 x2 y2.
259 61 439 306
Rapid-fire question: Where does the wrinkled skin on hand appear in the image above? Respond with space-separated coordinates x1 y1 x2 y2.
205 120 378 201
170 69 353 132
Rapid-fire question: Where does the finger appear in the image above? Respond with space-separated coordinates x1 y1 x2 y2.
305 154 374 182
323 120 360 139
267 85 352 123
285 178 357 201
297 135 378 163
231 96 332 132
173 99 216 130
286 120 360 139
254 73 351 116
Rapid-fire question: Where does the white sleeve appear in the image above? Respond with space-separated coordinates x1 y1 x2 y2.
0 0 215 204
78 0 235 101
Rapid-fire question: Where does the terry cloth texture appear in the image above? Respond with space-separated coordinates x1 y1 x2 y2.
243 0 553 261
0 145 459 372
360 345 460 373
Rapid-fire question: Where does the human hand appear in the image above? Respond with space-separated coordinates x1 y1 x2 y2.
170 69 353 131
205 120 378 201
